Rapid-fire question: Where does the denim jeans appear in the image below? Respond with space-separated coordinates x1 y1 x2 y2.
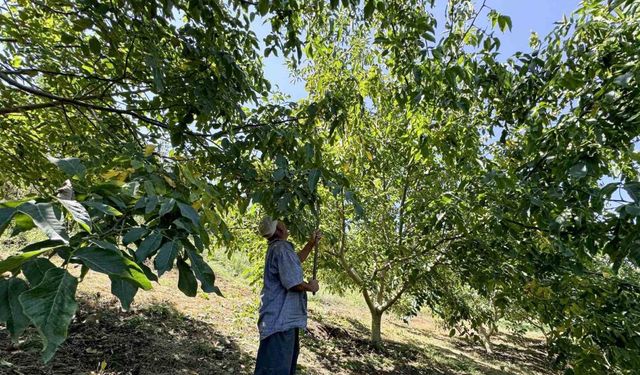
254 328 300 375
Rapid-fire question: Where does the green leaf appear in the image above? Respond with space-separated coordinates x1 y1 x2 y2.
364 0 375 19
624 182 640 202
159 198 176 217
186 246 216 293
73 247 152 290
258 0 269 16
624 205 640 217
134 196 147 210
21 239 65 253
90 239 121 253
22 258 56 286
79 264 90 281
504 16 512 31
308 169 321 193
0 278 9 323
19 268 78 362
177 258 197 297
60 33 75 44
135 231 163 262
0 197 36 209
198 227 210 249
273 168 286 181
10 212 36 236
58 199 92 232
0 207 15 237
304 143 315 160
17 202 69 243
613 72 633 87
88 36 101 54
123 227 148 245
568 162 588 179
110 276 138 311
154 240 181 277
173 219 191 231
145 195 159 214
46 156 86 177
177 202 200 227
6 278 30 340
0 249 50 274
83 201 122 216
497 15 512 32
138 262 159 283
73 18 93 31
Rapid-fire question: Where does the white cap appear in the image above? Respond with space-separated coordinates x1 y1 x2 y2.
258 216 278 238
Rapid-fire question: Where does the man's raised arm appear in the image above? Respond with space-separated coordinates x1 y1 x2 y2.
298 230 321 263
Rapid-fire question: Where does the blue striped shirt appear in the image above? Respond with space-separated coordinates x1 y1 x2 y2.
257 239 307 340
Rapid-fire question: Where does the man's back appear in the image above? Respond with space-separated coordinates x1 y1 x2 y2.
258 239 307 340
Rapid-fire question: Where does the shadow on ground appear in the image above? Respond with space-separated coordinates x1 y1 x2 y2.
304 317 554 375
451 334 551 375
0 294 254 375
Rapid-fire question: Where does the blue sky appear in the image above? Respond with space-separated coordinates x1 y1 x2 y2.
255 0 581 100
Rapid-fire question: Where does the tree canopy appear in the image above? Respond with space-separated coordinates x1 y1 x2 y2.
1 0 640 373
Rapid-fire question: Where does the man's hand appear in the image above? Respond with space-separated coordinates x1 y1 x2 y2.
309 230 322 245
290 279 320 293
307 279 319 293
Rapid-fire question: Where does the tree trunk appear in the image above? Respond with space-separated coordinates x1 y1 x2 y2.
477 325 493 354
370 309 383 345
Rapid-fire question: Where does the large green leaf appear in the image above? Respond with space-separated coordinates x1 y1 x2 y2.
21 239 65 253
90 239 120 253
7 277 30 340
83 201 122 216
177 258 197 297
22 258 56 286
138 262 159 283
624 182 640 203
0 249 50 274
110 276 138 311
46 156 86 177
0 197 37 209
73 247 152 290
186 246 220 295
159 198 176 217
123 227 148 245
0 207 15 237
308 168 321 193
145 195 159 214
135 231 163 262
177 202 200 227
19 268 78 362
17 202 69 243
58 199 92 232
154 240 180 277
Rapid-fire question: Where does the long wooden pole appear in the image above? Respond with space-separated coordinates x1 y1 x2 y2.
311 198 320 295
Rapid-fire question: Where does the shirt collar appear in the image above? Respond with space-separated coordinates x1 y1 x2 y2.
268 238 292 247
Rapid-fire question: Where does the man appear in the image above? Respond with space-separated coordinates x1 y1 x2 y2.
254 216 321 375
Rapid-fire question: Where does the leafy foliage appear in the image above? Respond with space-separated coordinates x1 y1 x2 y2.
0 156 218 360
1 0 639 373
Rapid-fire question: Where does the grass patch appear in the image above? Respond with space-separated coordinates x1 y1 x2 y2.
1 243 556 375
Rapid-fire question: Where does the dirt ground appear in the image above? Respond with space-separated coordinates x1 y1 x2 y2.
0 261 556 375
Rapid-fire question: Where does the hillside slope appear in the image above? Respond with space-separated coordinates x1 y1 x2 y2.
0 256 555 375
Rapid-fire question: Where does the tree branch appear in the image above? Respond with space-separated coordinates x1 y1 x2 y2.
0 71 174 132
380 281 409 312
